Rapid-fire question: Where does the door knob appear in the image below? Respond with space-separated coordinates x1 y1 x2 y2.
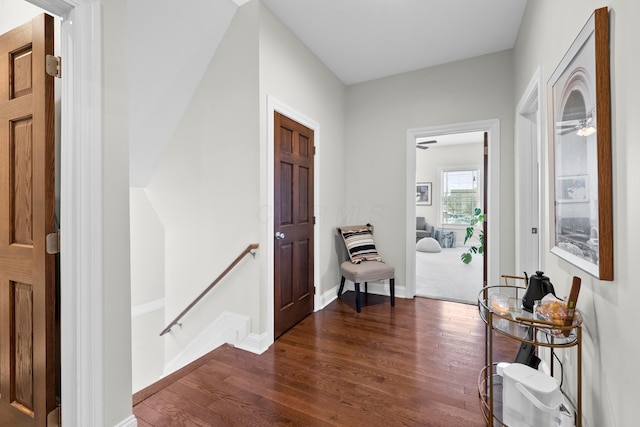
275 231 285 240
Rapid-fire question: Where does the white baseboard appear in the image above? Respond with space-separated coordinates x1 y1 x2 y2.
163 311 250 376
235 331 270 354
115 414 137 427
317 284 338 310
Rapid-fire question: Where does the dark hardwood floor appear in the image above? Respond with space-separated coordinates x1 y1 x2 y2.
133 293 518 426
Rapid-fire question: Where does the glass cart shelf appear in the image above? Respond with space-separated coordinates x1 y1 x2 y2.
477 285 583 427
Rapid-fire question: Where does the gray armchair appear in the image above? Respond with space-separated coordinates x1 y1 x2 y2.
416 217 434 241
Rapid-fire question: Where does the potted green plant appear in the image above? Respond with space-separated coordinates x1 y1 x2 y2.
461 208 484 264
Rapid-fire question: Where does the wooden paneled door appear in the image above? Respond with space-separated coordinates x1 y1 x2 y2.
274 112 314 339
0 14 58 427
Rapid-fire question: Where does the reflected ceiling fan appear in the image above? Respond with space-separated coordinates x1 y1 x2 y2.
416 139 437 149
556 112 596 136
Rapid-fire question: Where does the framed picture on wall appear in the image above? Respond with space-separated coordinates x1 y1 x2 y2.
556 175 589 203
416 182 432 206
548 7 613 280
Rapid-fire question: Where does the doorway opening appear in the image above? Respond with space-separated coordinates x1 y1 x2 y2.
414 132 484 304
515 66 544 275
405 119 500 300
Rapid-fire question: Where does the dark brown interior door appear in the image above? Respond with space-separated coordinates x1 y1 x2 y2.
0 14 57 426
274 112 314 338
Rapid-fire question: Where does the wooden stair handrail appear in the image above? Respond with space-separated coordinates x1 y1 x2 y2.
160 243 259 336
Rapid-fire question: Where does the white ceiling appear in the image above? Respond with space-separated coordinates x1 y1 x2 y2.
262 0 528 85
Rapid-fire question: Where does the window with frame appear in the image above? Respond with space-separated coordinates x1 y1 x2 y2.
440 168 480 225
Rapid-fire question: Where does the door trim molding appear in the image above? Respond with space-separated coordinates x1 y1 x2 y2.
265 96 320 345
406 119 501 297
28 0 107 425
60 2 105 426
515 65 545 274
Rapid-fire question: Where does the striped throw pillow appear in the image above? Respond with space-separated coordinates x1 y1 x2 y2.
341 227 382 264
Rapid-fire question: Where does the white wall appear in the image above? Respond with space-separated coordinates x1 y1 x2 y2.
146 1 261 365
0 0 41 30
127 0 237 188
127 0 349 390
259 1 347 304
346 50 516 288
102 0 134 424
127 0 245 390
514 1 640 425
127 1 243 391
130 189 165 306
130 188 165 392
416 142 484 241
130 308 165 394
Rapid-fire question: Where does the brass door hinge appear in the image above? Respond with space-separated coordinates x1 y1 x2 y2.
46 232 60 254
46 55 61 78
47 405 61 427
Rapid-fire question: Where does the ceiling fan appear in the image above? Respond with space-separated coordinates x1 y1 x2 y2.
556 113 595 136
416 139 437 149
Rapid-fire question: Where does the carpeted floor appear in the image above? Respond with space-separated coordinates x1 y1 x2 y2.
415 244 483 304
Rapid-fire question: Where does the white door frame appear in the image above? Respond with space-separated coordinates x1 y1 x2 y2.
406 119 501 297
265 96 320 347
28 0 107 425
515 65 545 275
